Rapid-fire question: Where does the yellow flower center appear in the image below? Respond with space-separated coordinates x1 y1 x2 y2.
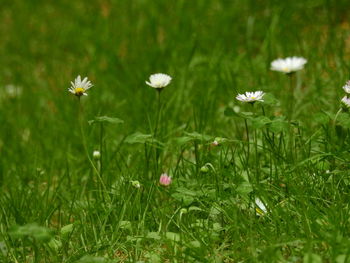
251 97 256 100
282 67 290 72
256 208 265 216
75 87 85 96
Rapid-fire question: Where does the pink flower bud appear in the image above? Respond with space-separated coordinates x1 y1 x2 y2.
159 173 172 186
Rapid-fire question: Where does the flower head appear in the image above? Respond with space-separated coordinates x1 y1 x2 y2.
4 84 22 99
131 180 141 189
342 81 350 94
211 137 227 147
212 140 219 147
68 75 93 97
159 173 172 186
270 57 307 74
255 198 267 216
236 91 265 103
341 96 350 108
200 165 210 173
146 73 172 90
93 150 101 160
180 208 188 215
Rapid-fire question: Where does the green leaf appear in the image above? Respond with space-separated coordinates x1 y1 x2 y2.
184 132 212 141
118 220 132 231
269 116 288 133
188 206 203 212
146 232 161 240
187 240 201 248
8 223 53 243
335 254 350 263
60 224 74 237
165 232 180 242
314 112 329 125
174 131 213 146
171 193 195 206
125 132 155 144
174 136 196 146
0 241 7 256
303 253 322 263
88 116 124 125
224 107 237 117
48 238 62 251
212 222 223 232
251 116 271 129
145 251 161 263
263 93 279 106
175 187 198 196
238 112 254 119
236 182 253 195
76 255 110 263
337 112 350 128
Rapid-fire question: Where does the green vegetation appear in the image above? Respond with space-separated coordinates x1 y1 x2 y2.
1 0 350 262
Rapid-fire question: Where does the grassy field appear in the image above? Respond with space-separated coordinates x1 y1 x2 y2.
1 0 350 262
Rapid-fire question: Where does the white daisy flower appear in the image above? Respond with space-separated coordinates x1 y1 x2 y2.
68 75 93 97
145 73 172 89
236 91 265 103
342 81 350 94
255 198 267 216
270 56 307 74
341 96 350 108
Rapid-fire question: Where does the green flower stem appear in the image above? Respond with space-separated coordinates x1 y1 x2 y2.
254 128 259 181
287 73 297 163
78 99 108 199
244 118 250 167
154 89 162 138
287 72 296 121
99 122 104 177
151 89 162 175
333 108 342 125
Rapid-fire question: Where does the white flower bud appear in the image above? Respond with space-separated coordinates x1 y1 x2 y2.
93 150 101 160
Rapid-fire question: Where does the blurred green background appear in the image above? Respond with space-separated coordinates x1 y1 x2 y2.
1 0 350 170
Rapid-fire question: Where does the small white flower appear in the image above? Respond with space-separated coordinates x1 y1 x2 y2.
68 75 93 97
212 140 219 146
93 150 101 160
341 96 350 108
255 198 267 216
5 84 22 98
145 73 172 89
211 137 227 146
22 128 31 142
270 56 307 74
342 81 350 94
236 91 265 103
131 180 141 188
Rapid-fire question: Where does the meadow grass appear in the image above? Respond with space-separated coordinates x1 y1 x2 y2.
1 0 350 262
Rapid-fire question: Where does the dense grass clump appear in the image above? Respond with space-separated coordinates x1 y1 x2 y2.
1 0 350 262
